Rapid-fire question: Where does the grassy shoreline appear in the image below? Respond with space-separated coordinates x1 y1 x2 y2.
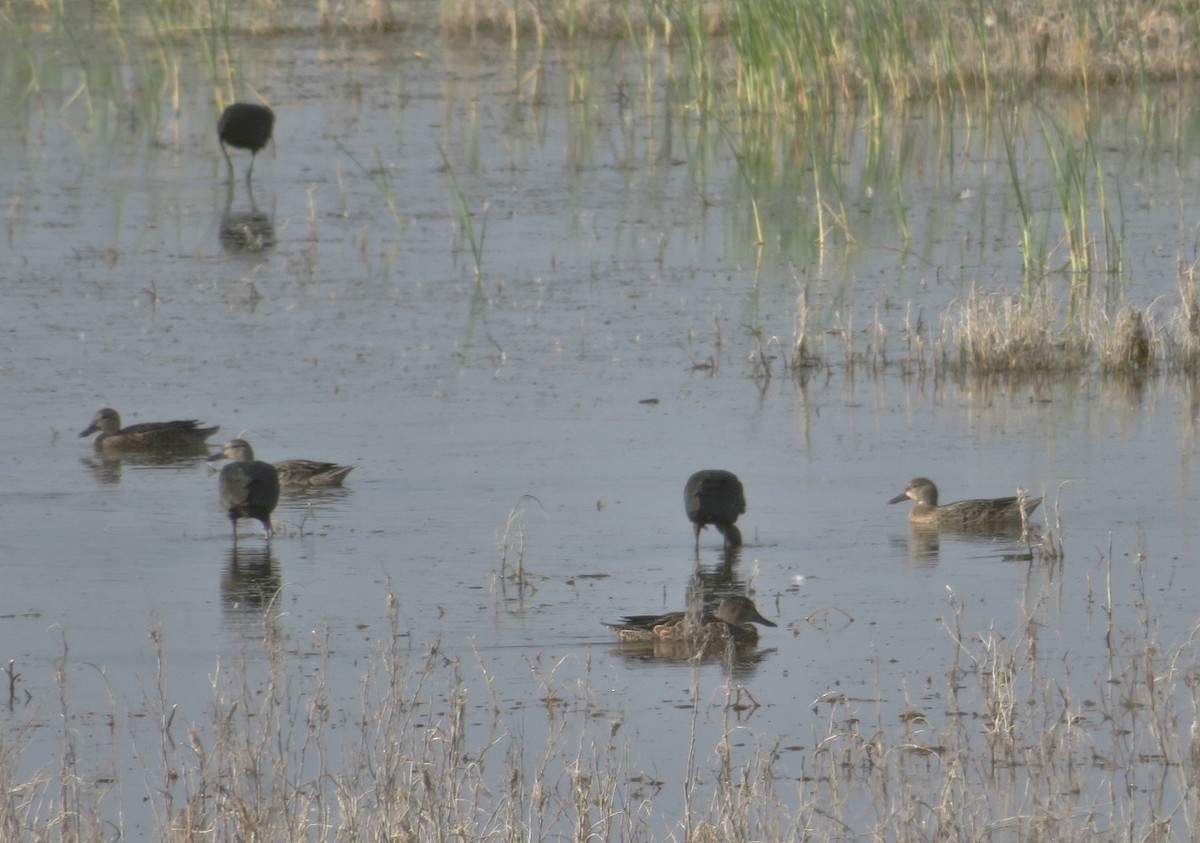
15 1 1200 99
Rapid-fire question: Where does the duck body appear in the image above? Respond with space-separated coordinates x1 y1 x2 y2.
685 469 746 552
210 439 281 541
273 459 356 487
889 477 1042 528
218 103 275 180
604 596 776 645
79 408 218 454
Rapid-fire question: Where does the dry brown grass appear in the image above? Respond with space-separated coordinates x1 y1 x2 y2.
789 265 1200 382
938 286 1087 376
433 0 1200 93
27 0 1200 90
5 562 1200 840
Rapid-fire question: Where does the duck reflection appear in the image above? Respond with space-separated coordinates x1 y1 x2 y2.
81 454 123 485
895 525 941 567
221 545 281 621
219 180 274 253
894 522 1044 567
272 487 355 538
278 484 355 509
606 638 775 678
81 451 212 485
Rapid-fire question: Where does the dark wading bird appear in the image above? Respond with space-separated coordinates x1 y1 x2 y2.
209 439 281 544
603 595 777 646
272 459 356 488
888 477 1043 530
218 102 275 183
684 469 746 554
79 407 218 454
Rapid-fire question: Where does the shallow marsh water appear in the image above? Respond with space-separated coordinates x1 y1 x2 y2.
5 17 1200 838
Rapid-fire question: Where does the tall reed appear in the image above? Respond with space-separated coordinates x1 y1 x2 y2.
438 142 488 280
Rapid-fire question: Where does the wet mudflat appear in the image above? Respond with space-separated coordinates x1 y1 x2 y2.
4 15 1200 840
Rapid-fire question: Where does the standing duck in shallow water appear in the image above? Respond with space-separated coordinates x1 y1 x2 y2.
685 469 746 554
888 477 1042 529
209 439 280 543
79 407 218 454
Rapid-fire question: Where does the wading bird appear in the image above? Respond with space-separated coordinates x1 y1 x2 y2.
684 469 746 554
218 102 275 183
210 439 281 543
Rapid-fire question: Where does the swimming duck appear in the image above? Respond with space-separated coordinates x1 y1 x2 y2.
272 459 356 487
209 439 280 543
79 407 218 454
604 595 777 645
888 477 1042 529
685 469 746 553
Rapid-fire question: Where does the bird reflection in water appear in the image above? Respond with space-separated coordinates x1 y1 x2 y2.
81 454 123 485
690 543 741 589
895 522 1044 568
219 179 275 253
606 637 775 679
896 526 941 567
221 546 281 632
81 451 212 486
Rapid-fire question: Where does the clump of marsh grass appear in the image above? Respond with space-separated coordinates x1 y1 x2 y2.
937 285 1088 376
438 0 676 43
1096 303 1154 374
1162 264 1200 375
788 286 892 381
894 302 931 377
1029 482 1067 563
789 268 1200 385
497 494 546 599
1088 269 1200 376
789 286 821 375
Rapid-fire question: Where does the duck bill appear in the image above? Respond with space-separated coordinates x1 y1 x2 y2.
750 609 777 628
888 492 909 504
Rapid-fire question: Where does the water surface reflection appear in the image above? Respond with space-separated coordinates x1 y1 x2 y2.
80 452 213 485
221 545 281 632
219 180 275 253
606 639 776 676
892 524 1043 567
